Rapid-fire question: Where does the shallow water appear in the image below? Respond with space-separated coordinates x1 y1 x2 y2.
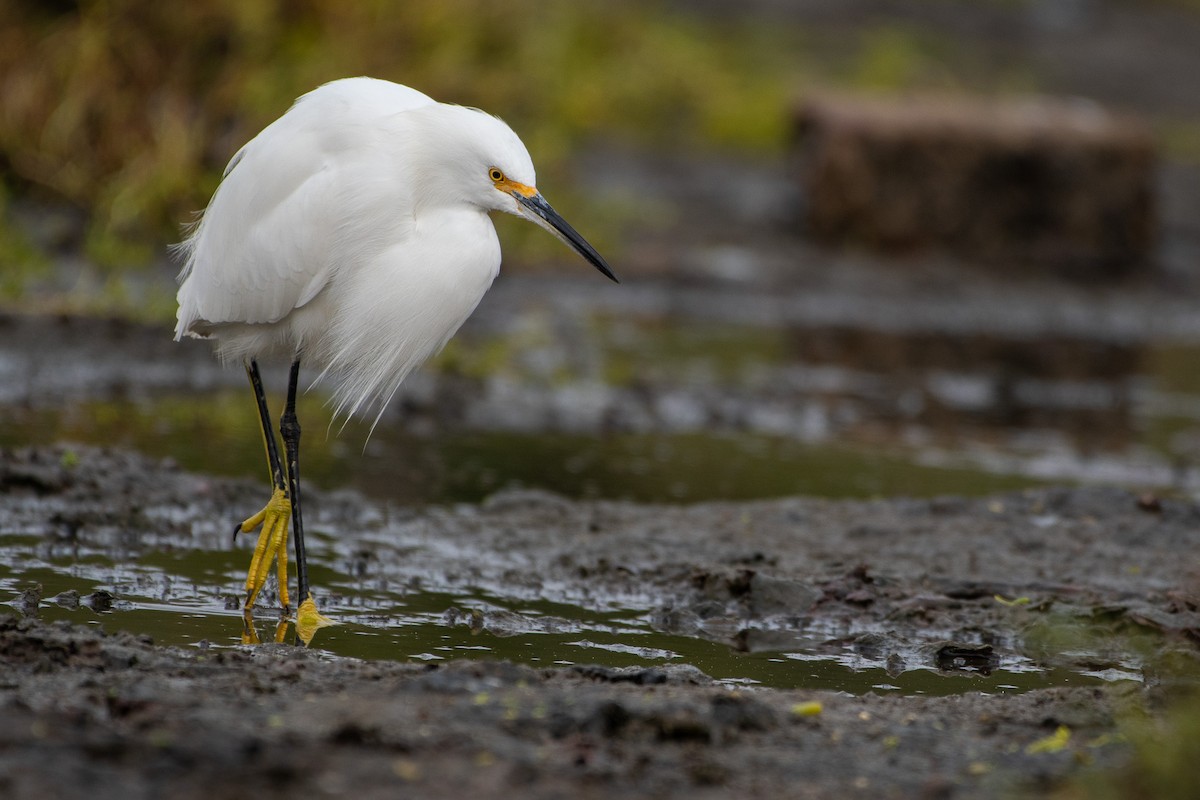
0 529 1131 696
2 310 1192 695
0 392 1045 505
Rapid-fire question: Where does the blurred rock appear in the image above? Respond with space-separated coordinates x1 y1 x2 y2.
794 93 1156 276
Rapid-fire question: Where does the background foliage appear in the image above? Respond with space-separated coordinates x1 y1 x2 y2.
0 0 1033 283
1 0 1194 310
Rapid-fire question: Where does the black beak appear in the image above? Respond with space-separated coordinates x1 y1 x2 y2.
516 193 619 283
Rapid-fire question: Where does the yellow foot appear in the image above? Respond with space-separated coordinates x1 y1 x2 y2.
296 593 334 646
238 487 292 611
241 608 260 645
240 608 292 645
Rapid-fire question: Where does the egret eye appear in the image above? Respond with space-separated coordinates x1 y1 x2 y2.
489 168 505 183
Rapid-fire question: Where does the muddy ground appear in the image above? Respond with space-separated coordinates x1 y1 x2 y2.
2 444 1199 798
4 3 1200 798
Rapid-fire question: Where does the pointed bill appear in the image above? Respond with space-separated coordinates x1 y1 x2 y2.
514 192 619 283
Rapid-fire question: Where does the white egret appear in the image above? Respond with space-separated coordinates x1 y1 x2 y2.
174 77 617 642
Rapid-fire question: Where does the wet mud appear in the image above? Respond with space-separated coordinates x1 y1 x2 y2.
5 5 1200 795
2 444 1198 798
2 145 1200 800
2 160 1199 800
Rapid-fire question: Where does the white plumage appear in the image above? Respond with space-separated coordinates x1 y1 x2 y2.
175 77 613 423
175 77 615 629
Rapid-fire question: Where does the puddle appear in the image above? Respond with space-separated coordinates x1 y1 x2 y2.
0 531 1132 696
5 310 1200 499
0 393 1047 504
1 311 1192 696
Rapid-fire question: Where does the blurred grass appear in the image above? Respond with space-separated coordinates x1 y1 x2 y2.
0 0 1038 310
2 0 1198 302
1057 688 1200 800
0 0 796 279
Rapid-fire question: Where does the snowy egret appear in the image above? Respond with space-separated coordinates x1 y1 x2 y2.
175 77 617 640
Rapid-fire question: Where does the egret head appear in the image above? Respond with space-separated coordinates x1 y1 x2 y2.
412 105 618 283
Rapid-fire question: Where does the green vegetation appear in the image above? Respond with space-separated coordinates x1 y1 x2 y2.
4 0 1196 312
1058 688 1200 800
0 0 1042 308
1104 692 1200 800
0 1 800 278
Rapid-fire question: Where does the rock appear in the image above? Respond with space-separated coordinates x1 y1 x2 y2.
748 573 822 617
794 93 1156 276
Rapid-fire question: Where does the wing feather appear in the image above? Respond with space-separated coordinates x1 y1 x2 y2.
175 78 435 339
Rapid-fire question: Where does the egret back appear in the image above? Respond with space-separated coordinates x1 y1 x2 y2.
174 78 541 427
175 78 435 342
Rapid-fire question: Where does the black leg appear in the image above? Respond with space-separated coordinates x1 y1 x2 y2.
281 359 310 605
240 359 286 539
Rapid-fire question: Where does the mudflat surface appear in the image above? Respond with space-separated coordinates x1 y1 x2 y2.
4 4 1200 796
2 444 1198 798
